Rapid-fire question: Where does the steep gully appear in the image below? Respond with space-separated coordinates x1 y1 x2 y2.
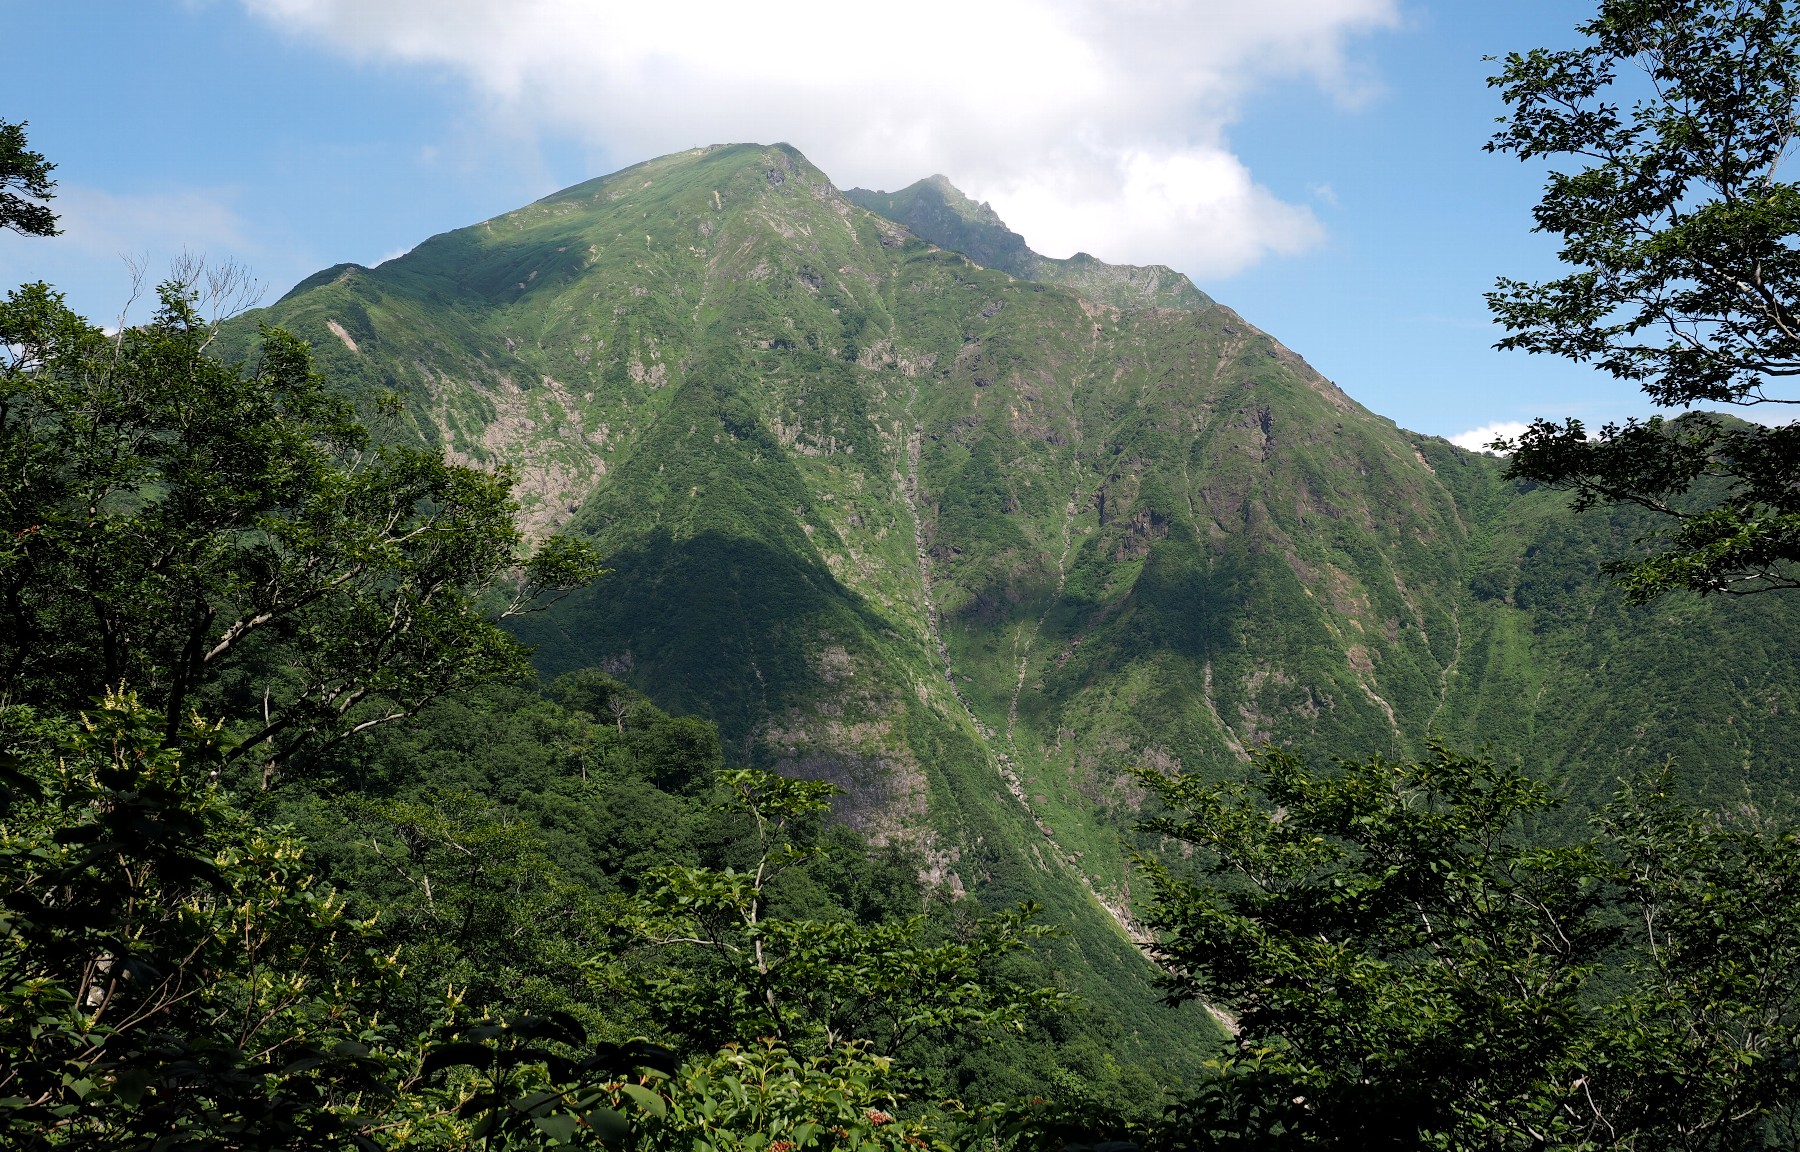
899 382 1153 947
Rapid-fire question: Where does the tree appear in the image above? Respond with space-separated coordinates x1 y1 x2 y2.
616 768 1066 1069
0 278 603 786
1134 746 1800 1150
1487 0 1800 600
0 693 705 1151
0 692 405 1149
0 119 56 237
350 789 611 1032
1136 747 1608 1150
1127 13 1800 1138
419 1022 951 1152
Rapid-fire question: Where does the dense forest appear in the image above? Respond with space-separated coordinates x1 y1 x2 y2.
7 2 1800 1148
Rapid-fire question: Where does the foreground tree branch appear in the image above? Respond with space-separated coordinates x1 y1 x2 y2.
0 278 605 781
1488 0 1800 599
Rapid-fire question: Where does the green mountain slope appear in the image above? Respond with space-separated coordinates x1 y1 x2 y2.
222 140 1800 1081
844 175 1213 310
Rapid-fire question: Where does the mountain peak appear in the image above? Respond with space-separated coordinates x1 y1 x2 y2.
918 174 1008 228
845 176 1211 312
229 140 1800 1085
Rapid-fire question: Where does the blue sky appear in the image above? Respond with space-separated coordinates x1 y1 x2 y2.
0 1 1636 445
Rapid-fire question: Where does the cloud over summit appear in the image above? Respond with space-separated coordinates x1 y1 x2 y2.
1450 421 1530 454
244 0 1397 277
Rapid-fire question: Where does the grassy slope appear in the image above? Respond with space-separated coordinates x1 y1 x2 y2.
1420 437 1800 814
224 140 1800 1086
227 144 1224 1080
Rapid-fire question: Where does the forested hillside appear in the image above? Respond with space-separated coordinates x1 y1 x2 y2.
8 76 1800 1146
0 266 1178 1148
228 140 1800 937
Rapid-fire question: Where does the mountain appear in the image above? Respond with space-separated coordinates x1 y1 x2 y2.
222 140 1800 1077
843 176 1211 310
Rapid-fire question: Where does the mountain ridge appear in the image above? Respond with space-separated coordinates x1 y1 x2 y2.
218 139 1800 1082
844 174 1214 311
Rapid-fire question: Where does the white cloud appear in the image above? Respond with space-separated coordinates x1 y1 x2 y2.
1449 421 1531 454
241 0 1398 277
987 146 1324 273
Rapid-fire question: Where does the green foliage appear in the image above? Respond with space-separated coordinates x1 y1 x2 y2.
298 678 1135 1148
628 1041 943 1152
1136 746 1800 1150
269 674 712 1041
1502 410 1800 599
0 118 56 237
0 279 602 784
349 788 611 1029
618 767 1068 1065
1589 771 1800 1147
0 692 402 1149
1488 1 1800 598
416 1015 674 1150
298 673 1176 1119
230 135 1800 1133
1488 0 1800 406
410 1022 954 1151
1137 746 1606 1148
0 691 981 1150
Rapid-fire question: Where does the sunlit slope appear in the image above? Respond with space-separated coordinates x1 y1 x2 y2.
844 175 1212 310
230 141 1800 1064
1418 441 1800 813
225 142 1230 1077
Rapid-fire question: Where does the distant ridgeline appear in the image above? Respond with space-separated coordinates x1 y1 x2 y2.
220 141 1800 1073
842 176 1212 311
